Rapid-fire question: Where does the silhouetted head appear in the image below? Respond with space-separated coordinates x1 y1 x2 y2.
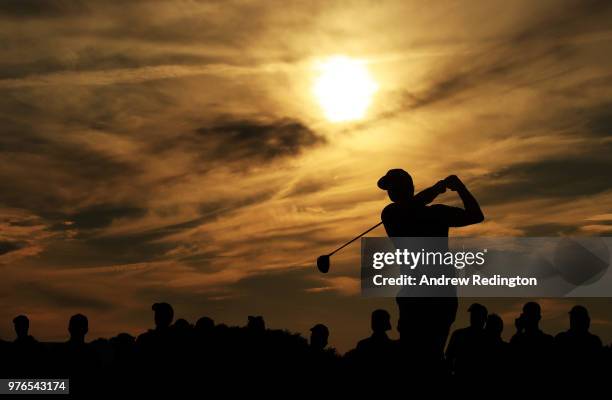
247 315 265 332
522 302 541 331
68 314 88 343
371 309 392 334
112 333 135 346
111 333 135 357
569 305 590 333
152 302 174 330
310 324 329 350
485 314 504 338
173 318 191 331
468 303 488 329
378 169 414 203
195 316 215 332
13 315 29 339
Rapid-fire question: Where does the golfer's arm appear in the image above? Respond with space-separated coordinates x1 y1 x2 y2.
456 185 484 224
414 181 445 205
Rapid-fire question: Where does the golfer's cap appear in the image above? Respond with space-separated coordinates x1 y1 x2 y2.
569 305 589 317
468 303 488 315
377 169 412 190
310 323 329 335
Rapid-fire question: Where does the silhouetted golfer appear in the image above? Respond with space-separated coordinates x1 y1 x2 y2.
310 324 330 352
62 313 95 385
510 302 553 378
355 309 396 361
482 313 509 380
68 313 89 345
11 315 41 376
378 169 484 369
555 305 603 378
136 302 176 370
306 323 339 379
446 303 488 376
13 315 36 345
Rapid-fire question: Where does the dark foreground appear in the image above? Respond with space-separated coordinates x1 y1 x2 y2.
2 301 611 395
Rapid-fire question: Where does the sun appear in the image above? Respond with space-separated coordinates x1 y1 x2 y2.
313 56 378 123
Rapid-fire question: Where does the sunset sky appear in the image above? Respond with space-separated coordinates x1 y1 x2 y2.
1 0 612 352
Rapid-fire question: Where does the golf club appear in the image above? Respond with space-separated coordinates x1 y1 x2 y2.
316 222 383 273
315 180 449 273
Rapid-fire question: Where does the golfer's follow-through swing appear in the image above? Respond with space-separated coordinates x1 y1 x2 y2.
316 168 484 368
316 172 450 273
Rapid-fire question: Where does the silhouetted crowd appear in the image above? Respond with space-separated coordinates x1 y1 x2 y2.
1 301 611 394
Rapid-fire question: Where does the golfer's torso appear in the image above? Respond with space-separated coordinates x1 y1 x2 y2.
382 203 451 239
382 203 456 297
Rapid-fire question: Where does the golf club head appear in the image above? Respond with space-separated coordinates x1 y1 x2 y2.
317 255 330 274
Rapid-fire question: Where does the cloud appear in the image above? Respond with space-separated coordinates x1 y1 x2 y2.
477 143 612 205
0 240 23 255
194 118 325 163
0 1 310 85
13 282 114 311
50 204 147 231
407 0 611 106
0 64 257 89
353 0 612 130
283 178 329 198
1 0 612 350
583 102 612 138
0 0 89 18
517 223 580 236
0 123 141 215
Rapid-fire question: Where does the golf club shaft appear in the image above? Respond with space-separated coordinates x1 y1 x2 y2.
324 185 439 258
328 222 383 256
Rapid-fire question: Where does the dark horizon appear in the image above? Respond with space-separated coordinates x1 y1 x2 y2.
4 299 609 395
3 298 612 354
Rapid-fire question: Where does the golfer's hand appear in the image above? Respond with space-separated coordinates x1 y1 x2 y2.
444 175 464 191
433 180 447 194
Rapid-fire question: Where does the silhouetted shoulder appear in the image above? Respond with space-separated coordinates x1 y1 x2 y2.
381 203 400 221
556 330 602 347
448 326 469 341
356 337 370 350
381 203 408 237
15 335 38 345
136 330 155 345
543 332 554 343
512 330 554 347
593 334 603 347
554 331 571 343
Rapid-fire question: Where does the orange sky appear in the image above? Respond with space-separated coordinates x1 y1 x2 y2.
1 0 612 352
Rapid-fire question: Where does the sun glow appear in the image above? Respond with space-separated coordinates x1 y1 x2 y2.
314 56 378 122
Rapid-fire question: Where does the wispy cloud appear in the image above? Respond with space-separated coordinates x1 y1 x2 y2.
1 0 612 350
